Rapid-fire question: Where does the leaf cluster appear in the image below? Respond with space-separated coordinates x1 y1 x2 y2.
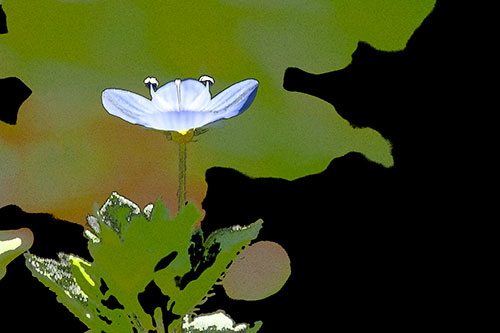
25 192 262 332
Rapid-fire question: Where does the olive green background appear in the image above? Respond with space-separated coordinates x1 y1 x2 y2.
1 0 434 224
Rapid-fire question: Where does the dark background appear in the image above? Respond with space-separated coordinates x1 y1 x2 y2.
0 2 482 331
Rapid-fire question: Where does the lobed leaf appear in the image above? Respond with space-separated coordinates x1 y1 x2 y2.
25 192 263 332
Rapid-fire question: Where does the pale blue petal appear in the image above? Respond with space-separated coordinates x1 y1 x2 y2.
178 79 212 111
142 111 221 132
153 79 211 112
103 79 258 132
102 89 157 126
152 80 179 111
204 79 259 119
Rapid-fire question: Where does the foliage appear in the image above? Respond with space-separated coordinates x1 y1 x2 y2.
25 192 263 332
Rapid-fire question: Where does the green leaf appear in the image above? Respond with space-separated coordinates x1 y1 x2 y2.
25 192 263 332
161 221 264 326
24 252 95 327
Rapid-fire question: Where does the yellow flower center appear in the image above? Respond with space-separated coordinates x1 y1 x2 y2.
171 129 195 143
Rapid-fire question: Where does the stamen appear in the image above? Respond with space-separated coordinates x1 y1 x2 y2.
144 77 159 90
175 79 182 110
199 75 215 87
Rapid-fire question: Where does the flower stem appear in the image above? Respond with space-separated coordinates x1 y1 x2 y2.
178 141 187 212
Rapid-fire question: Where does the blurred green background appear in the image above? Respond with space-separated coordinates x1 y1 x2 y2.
1 0 434 224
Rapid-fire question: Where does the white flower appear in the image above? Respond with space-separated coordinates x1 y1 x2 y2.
182 311 248 332
102 75 259 134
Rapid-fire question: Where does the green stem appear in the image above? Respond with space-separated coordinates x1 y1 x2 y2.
178 141 187 212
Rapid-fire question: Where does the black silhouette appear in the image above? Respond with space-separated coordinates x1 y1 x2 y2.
0 77 32 125
0 4 7 34
1 7 33 125
200 2 473 331
0 205 89 331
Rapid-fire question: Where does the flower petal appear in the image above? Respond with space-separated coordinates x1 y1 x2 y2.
203 79 259 119
153 79 211 112
102 89 157 126
102 78 259 132
151 80 179 111
178 79 212 111
142 111 220 132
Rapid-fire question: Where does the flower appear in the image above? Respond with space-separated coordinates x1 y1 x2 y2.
101 75 259 134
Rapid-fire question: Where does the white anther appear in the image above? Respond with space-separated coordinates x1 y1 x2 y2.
199 75 215 86
144 77 159 89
